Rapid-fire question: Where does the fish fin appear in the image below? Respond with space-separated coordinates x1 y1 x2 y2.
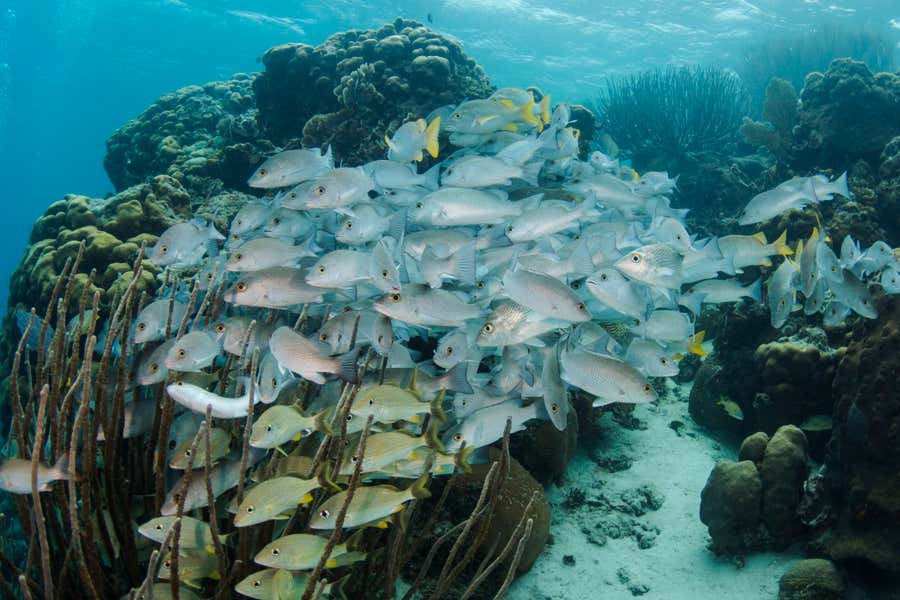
497 99 516 109
760 258 772 267
445 364 473 395
519 99 540 126
568 236 595 275
518 161 541 187
326 558 338 568
337 347 362 384
387 210 407 244
323 145 334 169
384 134 398 152
430 389 448 424
774 230 792 256
424 116 441 158
299 492 314 505
407 414 422 424
415 118 427 132
795 238 804 258
415 150 423 163
540 94 551 124
453 242 478 287
748 278 763 303
502 123 518 132
375 520 391 529
688 331 707 357
409 470 431 500
422 162 441 191
752 231 768 244
475 115 500 126
275 446 289 457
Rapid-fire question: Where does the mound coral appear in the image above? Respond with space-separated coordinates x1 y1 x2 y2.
254 17 494 166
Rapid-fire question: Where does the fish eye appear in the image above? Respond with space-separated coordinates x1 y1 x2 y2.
453 113 461 119
630 254 641 263
446 346 453 355
368 399 375 406
149 363 158 373
660 358 667 364
215 324 226 333
381 269 389 278
315 185 326 196
318 266 326 273
273 217 281 225
390 293 401 302
476 281 484 289
482 322 494 334
271 378 277 387
137 322 146 332
236 282 247 292
252 580 262 588
205 273 213 281
453 433 463 442
270 547 278 555
234 253 242 261
289 192 297 200
258 168 267 176
246 505 254 513
175 380 184 386
643 384 652 393
320 333 328 341
163 560 171 569
350 455 358 463
265 424 273 433
346 414 353 421
415 202 423 209
155 523 163 530
184 449 191 457
160 245 168 254
676 234 683 240
506 225 513 233
177 349 186 358
600 273 608 281
550 403 559 413
320 509 331 519
577 302 586 311
168 439 177 450
345 221 353 229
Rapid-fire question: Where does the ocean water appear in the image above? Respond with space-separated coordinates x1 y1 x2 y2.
0 0 898 308
1 2 900 600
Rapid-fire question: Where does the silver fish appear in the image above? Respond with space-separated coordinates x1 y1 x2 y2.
226 237 314 272
224 267 327 309
269 326 360 385
559 345 656 406
133 299 189 344
613 243 683 289
502 268 591 322
247 147 333 189
165 331 221 372
301 167 375 212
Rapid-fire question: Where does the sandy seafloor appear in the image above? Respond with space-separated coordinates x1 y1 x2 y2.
507 380 803 600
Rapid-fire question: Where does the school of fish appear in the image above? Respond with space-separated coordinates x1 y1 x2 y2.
5 86 900 598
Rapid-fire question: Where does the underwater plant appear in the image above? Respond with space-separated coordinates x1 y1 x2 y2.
594 66 751 171
736 23 896 109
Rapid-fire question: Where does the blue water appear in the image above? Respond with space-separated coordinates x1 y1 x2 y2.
0 0 898 309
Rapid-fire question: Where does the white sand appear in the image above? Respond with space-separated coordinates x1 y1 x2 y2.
508 382 803 600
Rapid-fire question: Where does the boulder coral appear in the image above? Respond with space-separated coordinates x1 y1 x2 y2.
253 18 494 165
105 75 261 193
822 294 900 573
700 426 809 553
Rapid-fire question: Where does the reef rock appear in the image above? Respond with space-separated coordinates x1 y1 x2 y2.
699 460 763 553
793 58 900 166
254 18 494 166
778 558 845 600
105 74 262 193
823 294 900 573
760 425 809 547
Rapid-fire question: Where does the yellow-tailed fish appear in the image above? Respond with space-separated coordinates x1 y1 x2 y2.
157 548 220 588
308 472 431 530
138 515 230 554
338 424 442 475
234 475 321 527
254 532 365 570
350 383 444 424
250 404 330 449
169 427 231 470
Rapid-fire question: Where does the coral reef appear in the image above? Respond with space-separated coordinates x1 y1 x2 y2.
736 24 895 110
700 426 809 553
792 59 900 167
596 66 751 173
104 75 265 194
821 294 900 573
740 78 799 161
254 18 493 165
778 559 845 600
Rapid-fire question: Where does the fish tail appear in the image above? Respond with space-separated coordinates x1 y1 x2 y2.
773 230 792 256
322 144 334 169
51 452 76 482
688 331 707 357
539 94 552 124
408 470 431 500
424 116 441 159
422 162 442 191
519 99 540 128
430 389 448 425
337 347 362 384
747 278 763 303
834 171 850 200
519 161 541 187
